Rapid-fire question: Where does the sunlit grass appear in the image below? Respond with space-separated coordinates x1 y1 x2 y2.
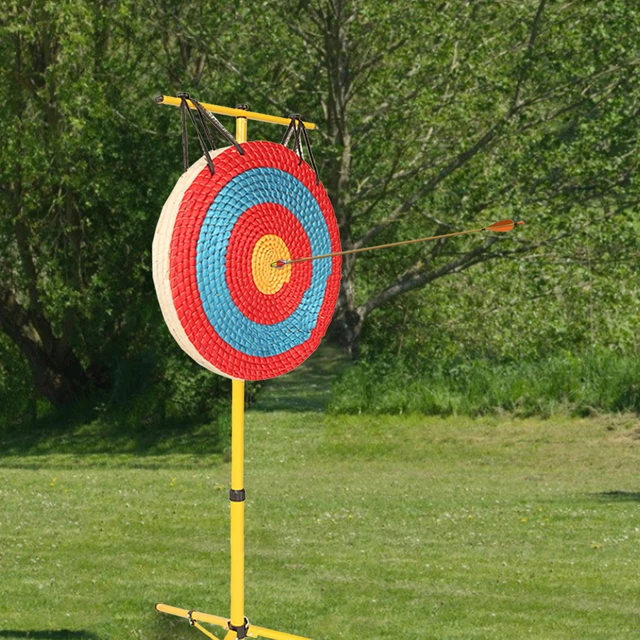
1 348 639 639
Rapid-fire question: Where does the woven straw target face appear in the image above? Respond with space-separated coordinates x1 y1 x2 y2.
153 140 342 380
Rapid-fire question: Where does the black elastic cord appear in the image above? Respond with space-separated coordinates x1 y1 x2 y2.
178 93 215 174
180 98 189 173
177 93 245 175
299 122 319 184
292 116 303 163
195 102 217 156
281 119 295 148
281 115 302 157
281 115 319 184
191 97 244 156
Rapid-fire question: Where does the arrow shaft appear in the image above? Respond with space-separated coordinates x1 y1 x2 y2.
282 227 485 266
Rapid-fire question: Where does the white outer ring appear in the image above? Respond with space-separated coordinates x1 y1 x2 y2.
152 148 235 378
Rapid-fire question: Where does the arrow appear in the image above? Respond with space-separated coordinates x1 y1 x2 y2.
272 218 524 268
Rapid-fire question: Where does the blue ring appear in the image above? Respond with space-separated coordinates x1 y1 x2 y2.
196 168 332 357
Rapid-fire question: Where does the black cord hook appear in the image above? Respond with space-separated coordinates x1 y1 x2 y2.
177 93 244 175
281 114 319 185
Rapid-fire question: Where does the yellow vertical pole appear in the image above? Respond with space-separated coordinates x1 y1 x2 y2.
230 104 248 639
230 379 245 633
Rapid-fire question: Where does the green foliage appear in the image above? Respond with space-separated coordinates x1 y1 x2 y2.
0 335 35 426
0 0 243 415
105 350 228 427
227 0 640 363
358 219 640 362
329 350 640 417
0 0 638 421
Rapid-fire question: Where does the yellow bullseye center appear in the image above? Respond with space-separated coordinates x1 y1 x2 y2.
251 235 291 294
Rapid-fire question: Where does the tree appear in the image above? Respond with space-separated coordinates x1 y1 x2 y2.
0 0 257 409
198 0 640 356
0 1 173 404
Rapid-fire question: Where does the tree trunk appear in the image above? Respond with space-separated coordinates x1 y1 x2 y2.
27 345 89 406
331 252 363 358
0 288 95 406
312 0 364 357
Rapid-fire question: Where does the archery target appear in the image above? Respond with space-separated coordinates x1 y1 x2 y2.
153 140 342 380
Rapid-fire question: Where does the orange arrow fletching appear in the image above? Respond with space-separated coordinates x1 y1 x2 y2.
486 219 524 233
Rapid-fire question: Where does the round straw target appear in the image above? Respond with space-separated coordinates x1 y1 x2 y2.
153 141 342 380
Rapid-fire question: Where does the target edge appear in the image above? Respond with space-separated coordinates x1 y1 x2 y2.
152 148 238 379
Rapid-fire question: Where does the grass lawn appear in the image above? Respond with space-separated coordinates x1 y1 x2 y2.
1 346 639 639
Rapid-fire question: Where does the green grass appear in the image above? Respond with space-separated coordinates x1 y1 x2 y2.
329 351 640 417
1 345 639 639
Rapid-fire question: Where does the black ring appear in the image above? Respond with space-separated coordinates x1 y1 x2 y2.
229 488 246 502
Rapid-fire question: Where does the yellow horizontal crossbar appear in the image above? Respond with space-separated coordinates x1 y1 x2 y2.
155 603 313 640
155 95 316 130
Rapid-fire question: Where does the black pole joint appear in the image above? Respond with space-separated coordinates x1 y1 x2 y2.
229 488 246 502
228 617 249 639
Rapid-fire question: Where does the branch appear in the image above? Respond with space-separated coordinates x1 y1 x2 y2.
357 219 583 321
165 18 292 118
347 37 409 102
356 186 631 321
354 111 513 248
352 0 552 250
355 60 638 250
0 284 42 355
288 23 325 57
512 0 547 109
358 236 501 317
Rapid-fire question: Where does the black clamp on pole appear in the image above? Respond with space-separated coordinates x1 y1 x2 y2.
228 616 250 639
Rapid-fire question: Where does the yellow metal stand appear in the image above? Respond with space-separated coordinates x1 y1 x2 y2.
155 102 313 640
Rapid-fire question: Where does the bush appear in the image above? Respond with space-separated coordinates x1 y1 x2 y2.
0 336 35 429
328 350 640 417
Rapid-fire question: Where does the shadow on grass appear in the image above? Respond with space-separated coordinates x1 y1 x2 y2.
253 341 349 413
594 490 640 502
0 632 99 639
0 342 349 462
0 395 228 460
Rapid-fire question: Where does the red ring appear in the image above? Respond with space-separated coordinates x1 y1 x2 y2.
226 203 312 325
